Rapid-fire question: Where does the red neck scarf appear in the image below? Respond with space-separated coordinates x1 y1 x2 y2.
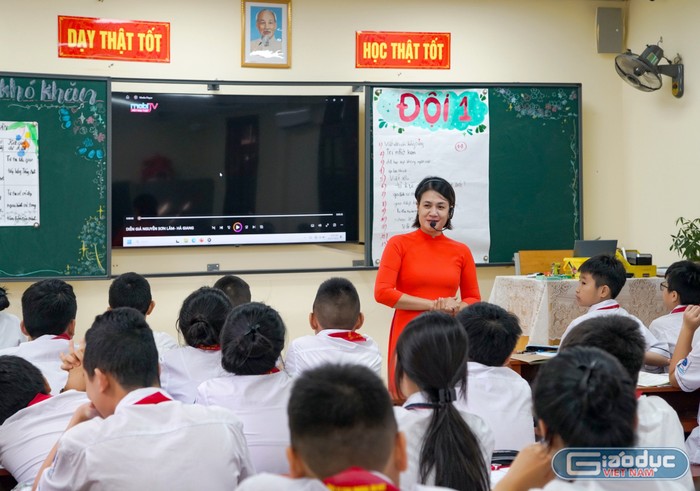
52 333 71 340
327 331 367 342
322 467 399 491
27 393 52 407
133 392 172 405
596 303 620 311
196 344 221 351
672 305 688 314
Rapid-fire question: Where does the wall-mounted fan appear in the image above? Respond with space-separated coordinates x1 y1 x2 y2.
615 43 684 98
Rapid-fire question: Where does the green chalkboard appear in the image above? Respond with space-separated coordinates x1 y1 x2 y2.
369 84 581 265
0 74 109 279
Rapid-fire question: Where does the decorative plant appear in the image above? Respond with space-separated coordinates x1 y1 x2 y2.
670 217 700 261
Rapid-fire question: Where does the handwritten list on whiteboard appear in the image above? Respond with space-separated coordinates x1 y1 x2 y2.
371 87 491 265
0 121 40 226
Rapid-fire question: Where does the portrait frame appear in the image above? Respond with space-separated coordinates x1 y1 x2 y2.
241 0 291 68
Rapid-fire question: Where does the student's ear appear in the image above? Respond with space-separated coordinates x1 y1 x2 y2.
66 319 76 338
393 431 408 473
669 290 680 305
146 300 155 316
20 320 29 338
42 377 52 395
598 284 611 299
286 446 311 478
93 368 111 394
352 312 365 332
309 313 321 333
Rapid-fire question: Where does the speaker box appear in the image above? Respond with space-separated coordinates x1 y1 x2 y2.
596 7 623 54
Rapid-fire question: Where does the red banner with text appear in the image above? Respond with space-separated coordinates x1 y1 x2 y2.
356 32 450 69
58 16 170 63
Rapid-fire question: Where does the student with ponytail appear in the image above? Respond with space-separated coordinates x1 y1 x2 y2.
160 287 232 402
495 346 685 491
196 302 293 474
393 311 492 491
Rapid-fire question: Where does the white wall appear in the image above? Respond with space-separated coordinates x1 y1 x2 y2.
622 0 700 266
4 0 679 376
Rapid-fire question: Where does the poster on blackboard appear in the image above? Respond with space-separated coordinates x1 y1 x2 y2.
0 121 40 226
371 87 491 265
0 74 109 279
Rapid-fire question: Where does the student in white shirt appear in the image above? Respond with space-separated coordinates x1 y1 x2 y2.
649 260 700 359
239 363 452 491
108 272 178 356
456 302 534 451
286 277 382 377
560 315 693 490
669 305 700 463
393 311 492 491
0 279 77 395
197 302 293 474
495 346 685 491
33 307 254 491
0 286 25 349
0 356 88 485
560 254 669 370
160 287 232 402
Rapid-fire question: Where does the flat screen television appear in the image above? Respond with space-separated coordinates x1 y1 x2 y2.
111 91 359 248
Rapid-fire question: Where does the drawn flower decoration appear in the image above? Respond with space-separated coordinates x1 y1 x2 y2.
58 108 72 129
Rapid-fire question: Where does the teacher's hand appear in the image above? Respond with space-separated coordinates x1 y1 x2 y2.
434 297 461 316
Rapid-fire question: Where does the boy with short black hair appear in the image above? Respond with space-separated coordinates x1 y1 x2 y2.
650 260 700 358
0 279 77 395
34 307 253 490
560 254 670 369
108 272 178 355
238 363 445 490
213 274 252 308
0 356 88 485
456 302 534 451
561 314 692 491
285 277 382 377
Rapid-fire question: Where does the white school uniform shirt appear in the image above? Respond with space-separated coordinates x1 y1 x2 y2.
0 335 70 395
36 387 254 491
285 329 383 377
237 472 456 491
0 390 88 485
152 330 179 356
636 395 694 491
456 362 535 451
196 369 293 474
649 306 700 370
394 392 494 488
160 345 225 403
560 299 670 360
673 347 700 463
0 312 25 349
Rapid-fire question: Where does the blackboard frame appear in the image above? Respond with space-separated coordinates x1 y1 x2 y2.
365 83 583 267
0 72 111 280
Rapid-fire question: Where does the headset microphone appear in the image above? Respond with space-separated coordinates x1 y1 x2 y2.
429 221 443 231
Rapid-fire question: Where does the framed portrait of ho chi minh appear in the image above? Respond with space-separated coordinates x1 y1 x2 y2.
241 0 291 68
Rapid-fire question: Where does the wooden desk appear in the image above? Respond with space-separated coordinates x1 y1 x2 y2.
489 277 666 344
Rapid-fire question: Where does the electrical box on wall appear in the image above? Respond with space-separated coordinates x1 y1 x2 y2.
596 7 623 54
